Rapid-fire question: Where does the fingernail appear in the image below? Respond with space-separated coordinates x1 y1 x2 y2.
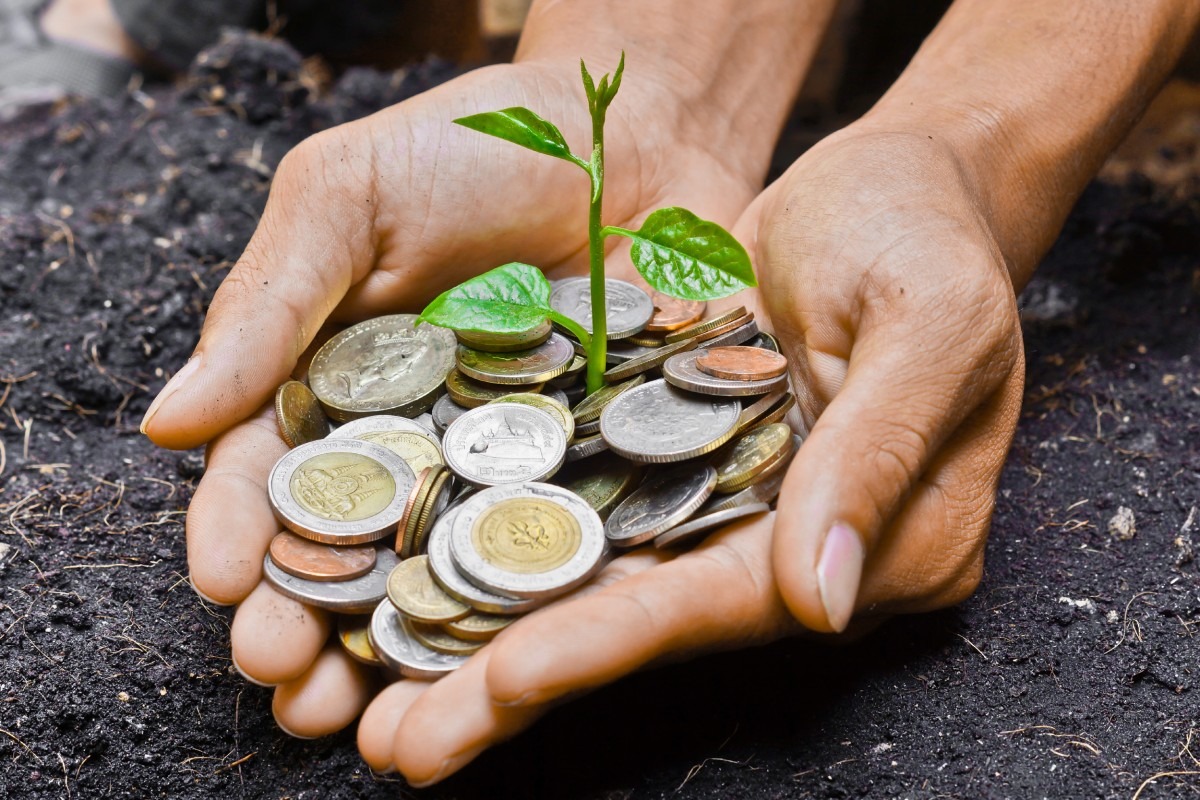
816 521 865 633
273 715 318 740
230 650 275 688
408 746 485 788
140 354 201 435
494 689 548 708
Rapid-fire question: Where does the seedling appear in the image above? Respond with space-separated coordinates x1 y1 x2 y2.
417 54 755 394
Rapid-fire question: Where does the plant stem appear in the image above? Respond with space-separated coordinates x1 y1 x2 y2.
585 99 607 394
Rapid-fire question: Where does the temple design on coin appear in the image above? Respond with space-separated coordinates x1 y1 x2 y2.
292 459 391 521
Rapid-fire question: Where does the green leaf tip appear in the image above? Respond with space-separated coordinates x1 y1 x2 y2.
580 52 625 113
606 207 756 301
417 262 559 336
453 107 585 169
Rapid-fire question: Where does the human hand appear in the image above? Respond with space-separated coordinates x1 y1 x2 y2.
356 126 1025 784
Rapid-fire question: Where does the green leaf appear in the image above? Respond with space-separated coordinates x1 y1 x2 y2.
604 207 756 301
580 59 597 108
416 263 557 335
454 108 587 170
603 51 625 106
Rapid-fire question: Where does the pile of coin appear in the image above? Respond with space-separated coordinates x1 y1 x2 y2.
261 279 800 679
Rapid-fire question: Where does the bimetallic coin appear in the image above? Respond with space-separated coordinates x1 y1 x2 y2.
432 393 470 433
550 277 654 339
450 483 606 599
553 451 643 521
645 291 706 332
443 613 513 642
664 306 747 344
262 547 398 613
386 555 470 623
713 423 795 493
338 615 383 666
456 333 575 385
696 318 761 349
564 433 610 462
308 314 456 421
446 368 544 408
369 600 468 679
663 350 789 397
654 502 771 549
330 415 444 475
606 464 717 547
600 379 740 463
571 374 645 425
268 439 415 544
489 393 575 441
602 337 699 384
268 530 376 582
410 621 486 656
274 380 330 447
456 319 552 353
442 405 567 486
702 461 790 514
427 508 542 614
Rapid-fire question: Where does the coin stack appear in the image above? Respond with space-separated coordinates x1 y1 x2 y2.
261 279 800 680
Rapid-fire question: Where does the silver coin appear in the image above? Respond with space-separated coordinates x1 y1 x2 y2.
455 332 576 385
574 418 601 438
308 314 456 421
432 393 471 434
449 482 607 599
267 439 416 544
599 379 740 463
426 506 543 614
663 350 790 397
696 318 761 349
442 405 567 486
565 433 609 462
329 415 443 474
414 413 438 437
550 277 654 340
746 331 781 352
368 599 468 679
654 502 771 549
605 464 718 547
263 547 398 613
604 339 659 364
702 463 790 514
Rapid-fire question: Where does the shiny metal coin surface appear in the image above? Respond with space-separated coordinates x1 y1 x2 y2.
654 502 771 549
696 318 761 349
450 482 606 599
386 555 470 624
571 374 645 425
605 464 717 547
550 277 654 339
456 332 575 385
368 600 468 679
268 531 376 582
330 415 444 474
553 451 643 522
645 291 706 332
599 379 740 463
488 392 575 441
274 380 330 447
337 614 383 666
426 507 541 614
701 463 790 514
456 319 552 352
268 439 415 544
262 547 398 613
443 612 514 642
564 433 610 462
663 350 789 397
664 306 747 344
442 405 566 486
308 314 455 421
432 393 471 433
410 621 486 656
713 423 795 493
602 337 698 383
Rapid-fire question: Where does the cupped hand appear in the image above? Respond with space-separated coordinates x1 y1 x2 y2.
361 127 1026 784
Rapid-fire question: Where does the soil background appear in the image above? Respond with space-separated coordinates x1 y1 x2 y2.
1 18 1199 800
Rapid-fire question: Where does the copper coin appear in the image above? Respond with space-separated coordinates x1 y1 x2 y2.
274 380 330 447
268 530 377 582
697 346 789 381
644 291 707 333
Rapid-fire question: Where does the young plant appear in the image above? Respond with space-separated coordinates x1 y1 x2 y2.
417 54 755 394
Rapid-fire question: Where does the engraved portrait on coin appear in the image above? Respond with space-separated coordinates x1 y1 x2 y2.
550 277 654 338
338 328 428 400
599 379 739 463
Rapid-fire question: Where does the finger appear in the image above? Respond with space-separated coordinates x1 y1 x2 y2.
358 681 432 773
772 257 1021 633
486 512 795 708
272 644 380 739
230 582 330 686
186 404 286 605
392 649 550 787
142 127 379 450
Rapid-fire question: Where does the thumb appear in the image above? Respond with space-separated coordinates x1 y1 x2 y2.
771 264 1018 632
141 129 378 450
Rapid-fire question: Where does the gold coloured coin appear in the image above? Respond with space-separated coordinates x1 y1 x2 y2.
386 555 471 623
337 615 383 666
445 368 544 408
602 337 698 384
397 467 431 556
471 497 582 575
554 451 643 521
735 388 790 434
274 380 330 447
664 306 747 344
455 333 575 385
691 313 755 345
628 333 667 348
489 393 575 441
571 374 646 425
456 319 552 353
409 621 486 656
442 613 513 642
714 423 795 493
290 451 396 523
410 466 454 556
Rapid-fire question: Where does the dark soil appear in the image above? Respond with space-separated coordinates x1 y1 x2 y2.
1 31 1199 800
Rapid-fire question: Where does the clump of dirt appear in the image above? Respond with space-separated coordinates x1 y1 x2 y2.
0 31 1198 800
